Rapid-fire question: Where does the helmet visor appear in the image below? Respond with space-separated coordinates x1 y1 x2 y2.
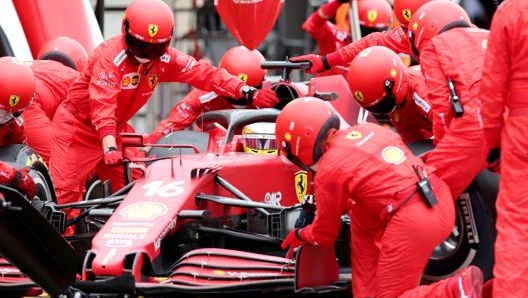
364 79 398 115
125 33 169 60
243 134 278 154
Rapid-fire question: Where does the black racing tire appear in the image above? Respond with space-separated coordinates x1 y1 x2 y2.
423 170 498 282
407 140 498 283
0 144 56 203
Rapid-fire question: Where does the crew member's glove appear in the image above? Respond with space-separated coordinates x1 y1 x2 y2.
12 168 36 200
281 228 305 259
337 0 351 3
486 147 500 173
240 86 279 109
289 54 330 74
104 147 123 166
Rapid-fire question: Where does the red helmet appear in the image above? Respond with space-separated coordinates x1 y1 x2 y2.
393 0 433 30
335 0 392 35
218 46 266 87
275 97 340 166
347 46 409 115
0 57 35 114
37 36 88 71
121 0 174 60
357 0 393 35
408 0 470 56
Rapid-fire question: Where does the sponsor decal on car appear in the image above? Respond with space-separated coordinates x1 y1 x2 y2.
119 202 168 220
295 170 307 204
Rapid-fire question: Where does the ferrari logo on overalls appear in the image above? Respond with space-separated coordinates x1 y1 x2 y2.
295 170 308 204
9 95 20 107
148 75 158 89
238 73 248 83
367 10 378 22
354 91 364 102
345 130 362 140
148 24 159 38
402 9 412 22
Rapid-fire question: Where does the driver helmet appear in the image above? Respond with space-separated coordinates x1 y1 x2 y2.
335 0 393 36
241 122 278 155
121 0 174 63
347 46 409 116
37 36 89 71
218 46 267 87
0 57 36 118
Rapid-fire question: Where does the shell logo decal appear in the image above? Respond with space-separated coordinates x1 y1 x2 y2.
402 9 412 22
295 170 308 204
367 10 378 22
354 91 364 102
148 24 159 38
9 95 20 107
381 146 406 165
119 202 168 220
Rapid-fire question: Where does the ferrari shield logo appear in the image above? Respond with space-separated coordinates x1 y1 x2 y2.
9 95 20 107
354 91 364 102
295 170 308 204
345 130 362 140
148 24 158 38
148 75 158 89
238 73 248 83
402 9 412 22
367 10 378 22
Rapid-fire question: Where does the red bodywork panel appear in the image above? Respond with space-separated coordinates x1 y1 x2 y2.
12 0 100 57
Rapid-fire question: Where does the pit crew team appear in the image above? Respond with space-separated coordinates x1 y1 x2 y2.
0 0 522 297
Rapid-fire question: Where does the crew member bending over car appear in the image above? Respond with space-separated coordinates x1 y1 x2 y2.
145 45 277 144
48 0 279 223
406 0 488 199
277 97 483 298
0 58 37 199
290 0 432 72
346 46 432 143
16 36 88 165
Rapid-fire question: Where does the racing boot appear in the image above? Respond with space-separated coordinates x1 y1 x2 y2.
446 265 484 298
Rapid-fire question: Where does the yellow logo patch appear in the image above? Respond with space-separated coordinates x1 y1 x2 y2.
381 146 406 165
367 10 378 22
148 24 159 38
402 9 412 22
482 39 488 50
148 75 159 89
119 202 167 220
345 130 362 140
9 95 20 107
238 73 248 83
295 170 308 204
354 91 364 102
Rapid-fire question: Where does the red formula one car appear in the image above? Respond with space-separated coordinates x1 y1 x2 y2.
0 62 498 298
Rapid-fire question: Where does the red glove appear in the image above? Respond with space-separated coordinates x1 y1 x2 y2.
104 147 123 166
289 54 330 74
12 168 36 200
240 86 279 109
281 228 305 259
252 88 279 108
